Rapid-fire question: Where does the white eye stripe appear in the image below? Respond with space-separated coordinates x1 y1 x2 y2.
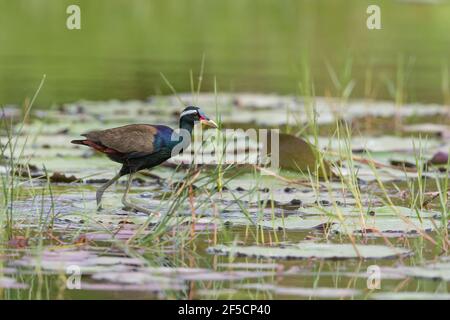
180 109 198 118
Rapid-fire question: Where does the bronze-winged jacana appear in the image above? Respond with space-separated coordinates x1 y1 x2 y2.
71 106 217 214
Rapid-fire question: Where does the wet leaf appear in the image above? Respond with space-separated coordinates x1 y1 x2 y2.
91 271 177 285
330 216 440 235
178 271 274 281
208 243 411 260
299 205 440 219
0 277 28 289
80 282 186 292
217 262 281 270
427 151 448 166
402 123 450 138
317 135 440 153
214 188 359 206
262 206 440 235
239 283 359 298
7 236 28 248
382 261 450 282
258 215 334 231
49 172 79 183
268 133 334 178
371 292 450 300
74 234 89 245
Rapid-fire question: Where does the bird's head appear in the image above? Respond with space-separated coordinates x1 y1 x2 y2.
179 106 218 128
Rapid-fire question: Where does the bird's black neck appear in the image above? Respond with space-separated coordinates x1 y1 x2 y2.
170 116 195 151
179 117 195 136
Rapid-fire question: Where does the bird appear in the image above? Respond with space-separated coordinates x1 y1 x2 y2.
71 106 218 215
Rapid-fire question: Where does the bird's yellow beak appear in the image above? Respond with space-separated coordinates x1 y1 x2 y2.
200 118 218 128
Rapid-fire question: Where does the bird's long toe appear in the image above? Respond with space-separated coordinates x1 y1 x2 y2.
121 198 153 215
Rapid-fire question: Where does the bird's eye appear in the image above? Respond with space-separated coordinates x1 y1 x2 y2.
197 111 206 120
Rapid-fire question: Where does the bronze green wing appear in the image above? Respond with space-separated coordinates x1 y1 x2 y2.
83 124 157 154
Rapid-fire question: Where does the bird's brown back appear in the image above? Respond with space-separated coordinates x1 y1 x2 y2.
83 124 157 154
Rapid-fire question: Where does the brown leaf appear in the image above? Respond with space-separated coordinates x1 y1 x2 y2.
428 151 448 166
49 172 78 183
266 133 335 179
74 234 89 245
7 236 28 248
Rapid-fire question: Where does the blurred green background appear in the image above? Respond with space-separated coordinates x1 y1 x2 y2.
1 0 450 106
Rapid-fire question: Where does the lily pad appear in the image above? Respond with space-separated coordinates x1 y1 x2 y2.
381 262 450 282
316 135 440 153
0 277 28 289
331 216 441 235
178 271 274 281
207 243 412 260
269 133 334 179
239 283 359 298
299 205 440 219
80 282 185 292
213 189 359 206
371 292 450 300
257 209 440 236
217 262 281 270
258 215 333 230
91 271 179 285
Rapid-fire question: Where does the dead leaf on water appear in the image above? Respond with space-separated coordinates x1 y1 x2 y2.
267 133 334 179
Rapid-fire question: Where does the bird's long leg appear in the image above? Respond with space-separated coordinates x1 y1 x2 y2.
96 172 122 211
121 173 154 215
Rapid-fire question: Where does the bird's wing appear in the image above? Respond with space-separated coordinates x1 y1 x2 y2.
83 124 158 154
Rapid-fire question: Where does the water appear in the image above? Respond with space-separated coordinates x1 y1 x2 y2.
1 0 450 105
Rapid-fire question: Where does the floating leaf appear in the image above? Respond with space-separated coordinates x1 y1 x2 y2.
317 136 440 153
49 172 79 183
267 133 334 178
331 216 440 235
178 271 274 281
402 123 450 137
258 216 333 231
239 283 359 298
214 189 358 206
0 277 28 289
217 262 281 270
259 207 440 236
7 236 28 248
207 243 411 260
428 151 448 166
80 281 186 292
382 261 450 282
91 271 177 285
371 292 450 300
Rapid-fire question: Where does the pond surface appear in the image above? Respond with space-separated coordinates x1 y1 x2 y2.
1 0 450 105
1 93 449 299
